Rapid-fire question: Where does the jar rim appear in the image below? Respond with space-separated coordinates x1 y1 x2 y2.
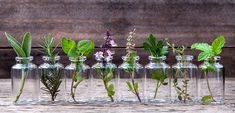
15 56 33 61
42 56 60 61
69 56 86 62
176 55 193 61
122 55 140 61
149 56 166 60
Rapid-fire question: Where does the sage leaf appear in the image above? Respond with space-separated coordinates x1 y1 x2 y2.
77 40 94 56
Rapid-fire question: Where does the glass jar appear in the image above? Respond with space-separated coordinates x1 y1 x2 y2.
38 56 65 104
65 56 90 103
118 56 144 103
198 56 224 105
91 56 117 104
145 56 170 104
11 56 39 105
171 55 198 104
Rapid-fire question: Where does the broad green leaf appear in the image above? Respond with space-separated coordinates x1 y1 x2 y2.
108 84 114 91
105 72 113 82
198 52 211 61
212 36 225 55
126 81 133 91
61 37 76 54
5 32 26 57
191 43 211 52
22 32 32 57
201 95 213 104
77 40 94 56
68 47 78 58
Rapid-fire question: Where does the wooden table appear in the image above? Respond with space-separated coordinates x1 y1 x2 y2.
0 78 234 113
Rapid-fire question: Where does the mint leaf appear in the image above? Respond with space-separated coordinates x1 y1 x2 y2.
201 95 213 104
191 43 211 52
198 51 211 61
61 37 76 54
212 36 225 55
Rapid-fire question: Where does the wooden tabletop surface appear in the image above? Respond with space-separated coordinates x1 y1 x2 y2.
0 78 234 113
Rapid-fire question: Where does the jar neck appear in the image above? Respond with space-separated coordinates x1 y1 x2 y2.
122 55 139 63
176 55 193 63
15 56 33 64
95 56 113 63
69 56 86 64
205 56 221 64
42 56 60 64
149 56 166 63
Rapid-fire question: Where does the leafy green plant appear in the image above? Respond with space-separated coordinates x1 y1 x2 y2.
5 32 32 103
39 35 63 101
61 37 94 102
124 29 142 102
167 41 192 103
143 34 168 99
191 36 225 104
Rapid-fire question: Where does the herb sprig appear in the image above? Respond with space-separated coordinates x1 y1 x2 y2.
5 32 32 103
191 36 225 104
61 37 94 102
143 34 169 99
39 35 62 101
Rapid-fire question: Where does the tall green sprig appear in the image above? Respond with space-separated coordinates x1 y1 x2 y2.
39 35 62 101
61 37 94 102
143 34 169 99
5 32 32 103
124 29 142 103
191 36 225 104
167 40 191 103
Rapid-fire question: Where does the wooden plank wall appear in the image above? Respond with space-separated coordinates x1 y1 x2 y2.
0 0 234 78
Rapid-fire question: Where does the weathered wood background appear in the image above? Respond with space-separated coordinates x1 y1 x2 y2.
0 0 235 78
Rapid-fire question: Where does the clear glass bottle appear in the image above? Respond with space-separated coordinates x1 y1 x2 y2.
12 56 39 105
65 56 90 103
198 56 224 104
171 55 198 104
38 56 65 104
118 56 144 103
91 56 117 104
145 56 170 104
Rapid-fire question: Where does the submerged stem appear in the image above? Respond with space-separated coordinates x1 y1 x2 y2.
131 72 141 103
154 81 161 99
14 69 28 103
204 71 216 102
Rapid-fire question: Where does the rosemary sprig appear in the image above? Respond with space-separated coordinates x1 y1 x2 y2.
39 35 62 101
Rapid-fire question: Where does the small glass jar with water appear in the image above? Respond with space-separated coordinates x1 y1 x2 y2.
171 55 198 104
11 56 39 105
145 56 170 104
39 56 65 104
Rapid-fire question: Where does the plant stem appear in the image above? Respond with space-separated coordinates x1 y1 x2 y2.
102 76 114 102
70 71 76 102
154 81 161 99
14 69 28 103
204 71 216 102
131 72 141 103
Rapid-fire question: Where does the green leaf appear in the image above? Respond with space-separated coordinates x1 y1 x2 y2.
61 37 76 55
191 43 211 52
134 82 138 91
198 52 211 61
77 40 94 56
68 47 79 58
212 36 225 55
4 32 26 57
162 82 168 85
126 81 133 91
178 95 182 100
151 70 162 80
108 84 114 91
21 32 32 57
105 72 113 82
201 95 213 104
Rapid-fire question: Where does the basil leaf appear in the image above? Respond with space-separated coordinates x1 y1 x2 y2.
77 40 95 56
61 37 76 55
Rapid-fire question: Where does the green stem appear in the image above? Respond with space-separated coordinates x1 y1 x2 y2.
154 81 161 99
102 77 114 102
131 72 141 103
14 69 28 103
70 71 76 102
204 71 216 102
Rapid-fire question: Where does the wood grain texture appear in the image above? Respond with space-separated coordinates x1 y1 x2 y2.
0 47 234 78
0 0 235 47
